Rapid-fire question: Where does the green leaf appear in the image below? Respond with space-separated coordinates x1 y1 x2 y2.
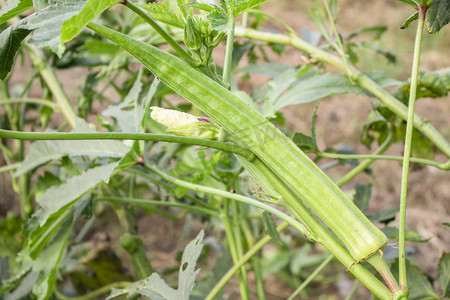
353 183 372 213
36 162 118 225
367 207 399 224
443 222 450 227
262 212 285 246
232 0 270 17
270 73 362 112
400 11 419 29
20 1 86 56
107 230 205 300
393 70 449 104
390 258 438 299
31 215 76 300
426 0 450 33
102 69 144 133
61 0 122 44
381 226 430 243
0 25 30 80
438 253 450 297
236 62 292 78
292 132 318 153
14 119 130 176
208 5 229 32
0 0 33 25
361 107 389 149
138 2 184 28
347 25 388 40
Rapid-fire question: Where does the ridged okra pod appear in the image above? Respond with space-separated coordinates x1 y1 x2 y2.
87 22 387 262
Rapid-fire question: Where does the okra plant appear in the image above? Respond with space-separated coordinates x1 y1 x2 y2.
0 0 449 299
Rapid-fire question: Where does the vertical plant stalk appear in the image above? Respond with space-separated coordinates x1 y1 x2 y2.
398 6 425 292
23 44 77 128
221 201 249 300
222 13 235 86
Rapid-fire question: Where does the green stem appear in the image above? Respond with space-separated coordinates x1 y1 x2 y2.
123 2 200 67
398 8 425 293
322 0 352 75
365 251 400 294
321 152 449 171
143 164 309 236
0 98 59 110
287 254 334 300
0 130 255 161
95 196 219 216
206 222 290 300
336 130 393 186
344 281 359 300
248 9 296 36
23 44 77 128
222 200 249 300
240 159 393 299
0 163 20 174
234 27 450 158
222 14 235 86
53 281 131 300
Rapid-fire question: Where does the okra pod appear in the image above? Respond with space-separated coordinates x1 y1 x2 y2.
87 22 387 262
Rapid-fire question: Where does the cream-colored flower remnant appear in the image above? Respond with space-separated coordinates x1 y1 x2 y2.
150 107 220 140
150 106 199 128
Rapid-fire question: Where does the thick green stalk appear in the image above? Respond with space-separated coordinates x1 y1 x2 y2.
398 8 425 293
287 254 334 300
124 1 200 67
23 44 77 128
234 27 450 158
0 130 255 161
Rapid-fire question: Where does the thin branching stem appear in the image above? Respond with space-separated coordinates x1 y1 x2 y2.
318 153 449 171
287 254 334 300
398 6 426 293
322 0 352 76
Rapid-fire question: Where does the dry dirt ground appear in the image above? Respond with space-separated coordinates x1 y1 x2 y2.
1 0 449 299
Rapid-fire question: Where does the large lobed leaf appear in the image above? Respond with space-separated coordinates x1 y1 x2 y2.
19 0 86 57
61 0 123 44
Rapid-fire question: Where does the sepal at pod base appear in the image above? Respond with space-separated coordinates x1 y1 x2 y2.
150 107 220 140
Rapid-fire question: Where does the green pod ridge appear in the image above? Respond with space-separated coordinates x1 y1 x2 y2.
87 22 387 261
